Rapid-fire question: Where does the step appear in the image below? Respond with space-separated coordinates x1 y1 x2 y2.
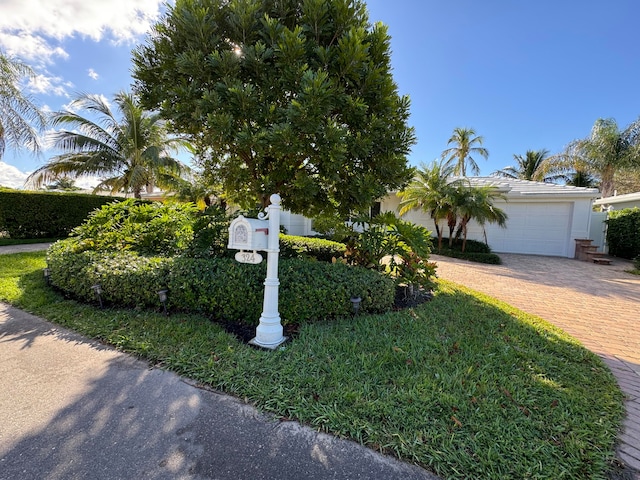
574 239 594 246
593 257 612 265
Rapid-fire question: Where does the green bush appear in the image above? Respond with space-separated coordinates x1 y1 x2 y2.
606 208 640 259
345 213 437 291
69 199 199 256
0 189 125 238
442 237 492 253
47 240 394 325
633 255 640 271
434 237 501 264
436 247 502 264
279 234 346 262
184 205 234 258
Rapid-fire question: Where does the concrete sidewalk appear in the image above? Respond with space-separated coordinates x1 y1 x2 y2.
0 242 53 255
0 303 437 480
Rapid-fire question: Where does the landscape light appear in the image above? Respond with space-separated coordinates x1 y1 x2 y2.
91 284 103 308
350 296 362 316
157 289 169 316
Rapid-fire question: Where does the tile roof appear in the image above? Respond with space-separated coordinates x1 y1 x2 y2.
464 177 600 198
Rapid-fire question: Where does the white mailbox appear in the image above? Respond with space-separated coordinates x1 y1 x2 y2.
228 215 269 251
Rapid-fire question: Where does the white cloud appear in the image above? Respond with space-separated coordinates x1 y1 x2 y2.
0 31 68 65
0 162 28 189
88 68 99 80
27 73 72 97
0 161 102 190
0 0 163 64
74 175 101 190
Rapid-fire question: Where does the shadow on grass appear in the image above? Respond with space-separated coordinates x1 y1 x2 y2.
1 253 628 479
0 295 437 479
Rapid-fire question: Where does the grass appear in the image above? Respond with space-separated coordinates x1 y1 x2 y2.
0 251 624 479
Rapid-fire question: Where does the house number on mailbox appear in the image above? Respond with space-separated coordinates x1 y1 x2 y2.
235 251 263 264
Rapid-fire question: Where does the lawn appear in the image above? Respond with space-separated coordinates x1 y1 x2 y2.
0 251 624 480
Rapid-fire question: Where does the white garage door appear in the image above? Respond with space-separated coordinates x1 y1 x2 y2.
466 202 573 256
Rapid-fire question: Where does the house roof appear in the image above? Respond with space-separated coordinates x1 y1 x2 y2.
464 177 600 199
593 191 640 206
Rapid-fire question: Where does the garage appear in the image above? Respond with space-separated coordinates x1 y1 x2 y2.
382 178 600 258
466 202 573 256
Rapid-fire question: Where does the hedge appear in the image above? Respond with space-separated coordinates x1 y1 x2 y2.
0 189 125 239
46 240 394 326
279 234 346 262
606 208 640 259
434 237 502 264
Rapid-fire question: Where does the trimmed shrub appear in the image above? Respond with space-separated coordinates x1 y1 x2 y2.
279 234 346 262
441 237 492 253
0 189 125 238
436 248 502 264
434 237 501 264
606 208 640 259
47 240 394 326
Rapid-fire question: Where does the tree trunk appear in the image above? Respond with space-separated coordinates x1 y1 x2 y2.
462 226 468 253
600 164 616 198
260 193 270 209
447 213 456 247
433 220 443 249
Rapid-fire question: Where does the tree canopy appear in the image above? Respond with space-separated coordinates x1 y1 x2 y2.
27 92 188 198
493 149 560 182
561 117 640 197
441 127 488 176
398 161 507 251
0 52 46 160
132 0 415 216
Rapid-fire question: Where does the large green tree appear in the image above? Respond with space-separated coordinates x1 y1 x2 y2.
132 0 415 216
441 127 488 176
0 52 46 159
561 117 640 197
27 92 188 198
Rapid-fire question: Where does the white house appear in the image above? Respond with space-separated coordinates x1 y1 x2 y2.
235 178 600 258
593 192 640 211
382 178 600 258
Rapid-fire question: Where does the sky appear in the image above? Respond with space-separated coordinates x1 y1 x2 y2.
1 0 639 189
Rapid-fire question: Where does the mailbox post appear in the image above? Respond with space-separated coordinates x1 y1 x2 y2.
228 193 286 349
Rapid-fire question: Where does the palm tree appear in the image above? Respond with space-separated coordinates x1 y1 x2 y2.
564 169 598 188
27 92 188 198
559 118 640 197
454 184 508 252
398 161 460 249
441 127 489 176
493 149 563 182
0 52 46 159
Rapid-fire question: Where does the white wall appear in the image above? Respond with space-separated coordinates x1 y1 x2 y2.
383 193 595 258
280 210 314 236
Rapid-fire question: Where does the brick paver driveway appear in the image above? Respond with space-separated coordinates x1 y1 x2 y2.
433 253 640 475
